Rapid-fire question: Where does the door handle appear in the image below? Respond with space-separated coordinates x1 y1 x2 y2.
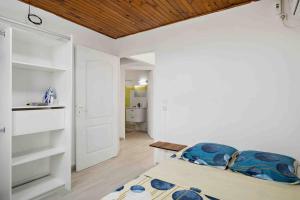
77 105 87 114
0 126 5 133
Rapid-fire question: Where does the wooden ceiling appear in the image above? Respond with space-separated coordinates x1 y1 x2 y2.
20 0 254 39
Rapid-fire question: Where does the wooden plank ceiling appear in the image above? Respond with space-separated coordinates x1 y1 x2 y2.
20 0 254 39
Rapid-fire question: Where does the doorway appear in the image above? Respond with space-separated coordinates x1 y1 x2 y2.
120 53 155 140
125 70 150 136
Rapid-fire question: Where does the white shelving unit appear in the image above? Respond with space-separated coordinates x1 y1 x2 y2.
0 25 72 200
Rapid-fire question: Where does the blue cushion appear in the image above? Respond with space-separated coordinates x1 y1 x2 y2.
229 151 300 184
181 143 238 169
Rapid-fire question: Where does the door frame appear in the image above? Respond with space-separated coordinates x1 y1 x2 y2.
120 64 155 139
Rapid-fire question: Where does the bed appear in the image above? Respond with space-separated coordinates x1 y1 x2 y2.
102 148 300 200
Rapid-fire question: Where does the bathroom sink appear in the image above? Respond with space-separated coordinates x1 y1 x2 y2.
126 108 146 123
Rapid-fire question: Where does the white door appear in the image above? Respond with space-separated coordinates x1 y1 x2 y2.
75 45 119 171
0 27 12 200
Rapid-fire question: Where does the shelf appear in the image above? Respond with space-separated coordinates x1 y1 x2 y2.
13 28 69 47
12 105 65 111
12 60 69 72
12 147 65 166
12 176 64 200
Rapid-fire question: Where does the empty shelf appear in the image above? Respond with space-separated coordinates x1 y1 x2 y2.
12 147 65 166
13 60 69 72
12 176 64 200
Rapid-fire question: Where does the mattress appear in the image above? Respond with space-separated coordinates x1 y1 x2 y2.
102 158 300 200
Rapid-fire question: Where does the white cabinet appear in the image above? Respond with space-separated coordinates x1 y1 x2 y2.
126 108 146 122
0 26 72 200
13 108 65 136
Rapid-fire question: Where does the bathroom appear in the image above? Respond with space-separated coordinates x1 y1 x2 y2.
125 70 150 136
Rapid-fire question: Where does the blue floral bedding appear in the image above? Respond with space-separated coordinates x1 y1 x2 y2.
102 175 221 200
181 143 238 169
229 151 300 184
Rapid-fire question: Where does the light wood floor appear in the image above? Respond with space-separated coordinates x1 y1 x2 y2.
45 132 154 200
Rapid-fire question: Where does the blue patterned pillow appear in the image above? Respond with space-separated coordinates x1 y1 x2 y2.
181 143 238 169
229 151 300 184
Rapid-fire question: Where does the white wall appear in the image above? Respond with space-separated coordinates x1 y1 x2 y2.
125 70 149 83
130 52 155 65
117 0 300 160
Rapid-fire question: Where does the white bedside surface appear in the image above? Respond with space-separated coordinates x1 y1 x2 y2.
154 148 177 164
